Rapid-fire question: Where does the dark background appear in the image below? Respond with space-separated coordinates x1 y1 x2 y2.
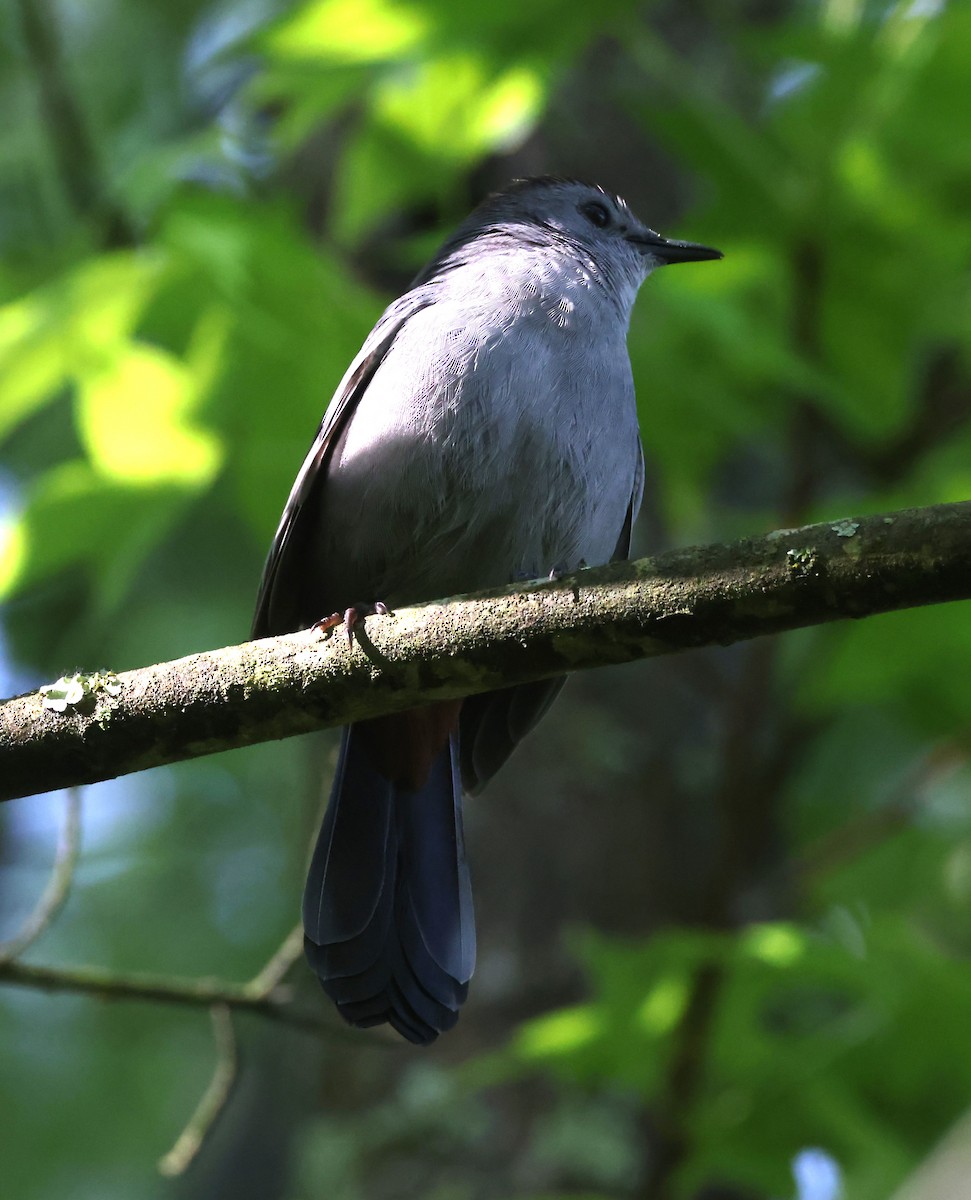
2 1 971 1197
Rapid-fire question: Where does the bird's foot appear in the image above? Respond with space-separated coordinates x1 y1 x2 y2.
313 601 392 646
513 560 588 586
547 559 586 582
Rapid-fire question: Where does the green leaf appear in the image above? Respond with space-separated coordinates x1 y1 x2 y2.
263 0 430 65
0 460 190 611
75 335 224 488
0 254 165 442
796 604 971 735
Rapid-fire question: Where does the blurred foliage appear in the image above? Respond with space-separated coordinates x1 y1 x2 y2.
2 0 971 1199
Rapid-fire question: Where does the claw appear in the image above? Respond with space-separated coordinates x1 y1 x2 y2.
547 561 585 582
313 612 344 638
313 602 392 646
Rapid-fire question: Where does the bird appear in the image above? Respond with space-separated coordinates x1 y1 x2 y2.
252 177 722 1044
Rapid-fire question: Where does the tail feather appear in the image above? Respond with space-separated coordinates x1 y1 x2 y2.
302 730 396 944
386 994 442 1045
308 954 392 1004
307 893 394 980
302 723 475 1045
396 900 471 1008
397 742 476 981
388 948 461 1034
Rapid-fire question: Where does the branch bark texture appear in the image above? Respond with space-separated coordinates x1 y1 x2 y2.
2 501 970 803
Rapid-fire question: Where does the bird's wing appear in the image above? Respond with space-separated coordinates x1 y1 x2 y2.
252 291 435 639
613 438 644 560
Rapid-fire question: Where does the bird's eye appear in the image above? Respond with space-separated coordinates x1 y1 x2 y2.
580 201 611 229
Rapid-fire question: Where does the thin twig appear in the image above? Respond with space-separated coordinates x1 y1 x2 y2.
0 789 82 963
0 956 328 1030
158 1005 238 1177
246 922 305 996
152 928 310 1176
0 923 382 1045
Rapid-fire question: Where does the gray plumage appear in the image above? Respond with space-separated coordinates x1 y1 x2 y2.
253 177 721 1043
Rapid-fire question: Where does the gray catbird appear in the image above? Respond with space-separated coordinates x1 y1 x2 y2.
252 177 721 1044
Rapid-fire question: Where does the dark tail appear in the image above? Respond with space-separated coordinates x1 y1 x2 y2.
302 724 476 1044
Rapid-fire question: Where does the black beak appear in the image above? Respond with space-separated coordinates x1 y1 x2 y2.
627 230 723 264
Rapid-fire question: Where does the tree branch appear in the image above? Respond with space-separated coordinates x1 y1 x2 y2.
0 924 335 1035
0 790 81 961
3 500 971 803
158 1005 238 1177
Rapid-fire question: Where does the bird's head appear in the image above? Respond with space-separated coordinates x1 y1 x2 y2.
421 177 722 305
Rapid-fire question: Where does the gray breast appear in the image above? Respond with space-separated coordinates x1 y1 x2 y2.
316 274 643 609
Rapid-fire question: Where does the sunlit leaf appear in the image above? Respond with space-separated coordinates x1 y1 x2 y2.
76 342 224 487
264 0 429 64
375 55 543 161
0 254 164 441
0 461 189 604
635 973 689 1034
517 1007 602 1059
